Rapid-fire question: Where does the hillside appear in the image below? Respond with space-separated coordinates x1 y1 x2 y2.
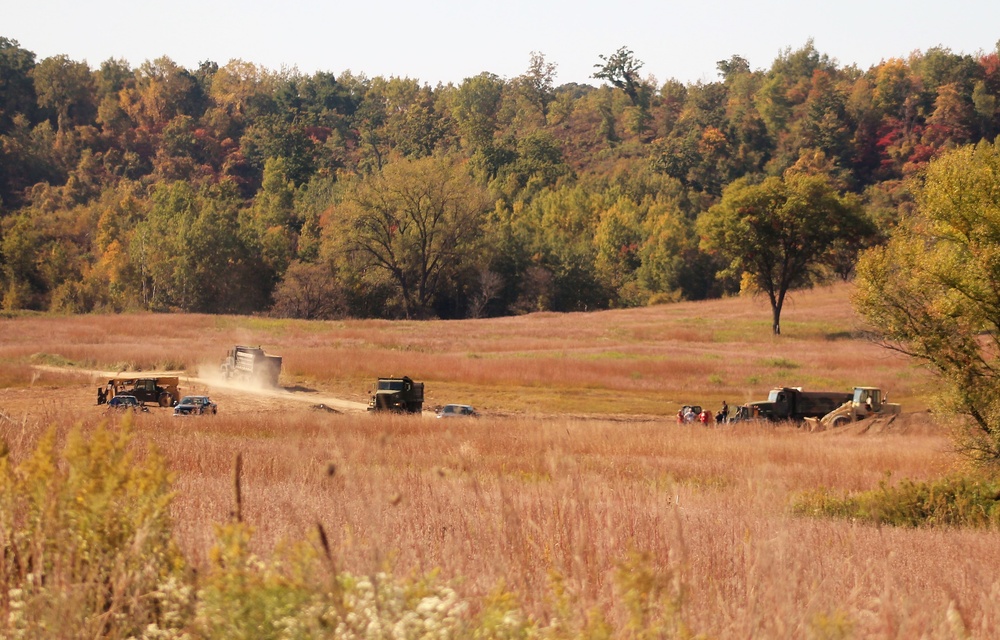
3 38 1000 321
0 282 932 419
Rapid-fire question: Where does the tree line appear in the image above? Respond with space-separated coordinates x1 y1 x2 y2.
2 37 1000 325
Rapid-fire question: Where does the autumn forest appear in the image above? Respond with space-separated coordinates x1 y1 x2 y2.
2 37 999 320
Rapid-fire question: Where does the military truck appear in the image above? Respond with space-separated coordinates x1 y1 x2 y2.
367 376 424 413
805 387 902 429
741 387 853 423
221 345 282 387
105 376 180 407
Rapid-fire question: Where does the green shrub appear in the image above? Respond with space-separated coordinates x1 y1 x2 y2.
763 357 799 369
792 474 1000 528
28 352 78 367
615 550 695 640
189 520 496 639
0 418 183 639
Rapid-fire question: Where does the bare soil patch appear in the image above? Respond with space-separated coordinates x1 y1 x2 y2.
0 366 370 426
817 410 943 436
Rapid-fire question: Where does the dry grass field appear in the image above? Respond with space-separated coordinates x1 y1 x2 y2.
3 282 998 638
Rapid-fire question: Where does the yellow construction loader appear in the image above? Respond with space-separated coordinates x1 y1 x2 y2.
805 386 901 429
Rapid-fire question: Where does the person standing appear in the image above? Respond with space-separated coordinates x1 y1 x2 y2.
717 400 729 423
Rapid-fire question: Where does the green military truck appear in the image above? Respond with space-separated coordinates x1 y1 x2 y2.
739 386 853 423
367 376 424 413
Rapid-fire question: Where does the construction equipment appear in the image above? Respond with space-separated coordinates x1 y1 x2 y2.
740 387 853 422
806 387 902 429
221 345 282 387
105 377 180 407
367 376 424 413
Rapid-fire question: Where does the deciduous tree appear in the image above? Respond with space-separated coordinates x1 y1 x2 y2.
337 155 490 318
451 72 505 150
0 37 37 133
518 51 557 120
270 259 344 319
699 172 862 334
854 140 1000 464
593 46 646 108
31 55 95 133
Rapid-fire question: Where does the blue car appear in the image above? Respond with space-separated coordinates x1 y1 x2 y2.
107 395 148 413
173 396 218 416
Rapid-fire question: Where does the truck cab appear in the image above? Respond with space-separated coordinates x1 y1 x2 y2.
368 376 424 413
854 387 883 416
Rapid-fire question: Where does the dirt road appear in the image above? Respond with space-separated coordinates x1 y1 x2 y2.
15 365 371 417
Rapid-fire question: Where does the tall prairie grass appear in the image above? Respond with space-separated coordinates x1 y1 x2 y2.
2 283 991 637
3 406 987 637
0 283 929 415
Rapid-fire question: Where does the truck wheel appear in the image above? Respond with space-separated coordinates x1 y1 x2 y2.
831 415 851 428
159 392 173 407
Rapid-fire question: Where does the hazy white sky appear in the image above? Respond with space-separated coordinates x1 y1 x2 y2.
6 0 1000 87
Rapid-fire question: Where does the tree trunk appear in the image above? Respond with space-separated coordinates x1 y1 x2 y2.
772 303 781 335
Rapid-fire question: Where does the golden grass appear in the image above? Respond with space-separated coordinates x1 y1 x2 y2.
3 283 993 636
114 409 984 637
0 282 931 415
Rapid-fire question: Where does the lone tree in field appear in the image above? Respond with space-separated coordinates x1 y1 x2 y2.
854 140 1000 465
699 173 865 335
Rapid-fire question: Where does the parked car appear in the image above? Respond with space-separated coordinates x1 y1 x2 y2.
436 404 478 418
173 395 218 416
106 395 148 413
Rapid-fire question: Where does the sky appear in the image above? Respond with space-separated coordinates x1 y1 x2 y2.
5 0 1000 87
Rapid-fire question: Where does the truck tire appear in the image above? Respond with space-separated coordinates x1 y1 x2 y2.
831 415 852 428
159 392 173 407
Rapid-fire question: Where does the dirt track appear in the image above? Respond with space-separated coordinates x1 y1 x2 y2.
815 409 942 436
3 365 371 420
3 366 943 432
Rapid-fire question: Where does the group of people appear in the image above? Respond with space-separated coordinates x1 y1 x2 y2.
677 400 730 425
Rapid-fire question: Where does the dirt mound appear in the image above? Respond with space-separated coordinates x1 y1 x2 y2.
819 411 942 436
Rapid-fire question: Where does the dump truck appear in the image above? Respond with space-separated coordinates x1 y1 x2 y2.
741 387 853 423
221 345 282 387
367 376 424 413
805 387 902 429
104 376 180 407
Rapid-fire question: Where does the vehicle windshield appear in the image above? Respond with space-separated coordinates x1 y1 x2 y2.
179 397 197 404
767 390 779 402
378 380 405 391
853 388 880 406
